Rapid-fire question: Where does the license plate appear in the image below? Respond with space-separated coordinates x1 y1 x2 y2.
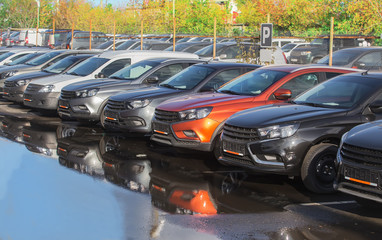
153 122 169 135
344 165 378 187
290 58 298 62
223 141 245 156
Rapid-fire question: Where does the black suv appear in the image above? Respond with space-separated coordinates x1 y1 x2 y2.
289 35 371 64
218 72 382 193
334 120 382 204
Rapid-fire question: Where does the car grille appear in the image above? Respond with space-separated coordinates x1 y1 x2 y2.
25 84 42 93
222 123 259 142
290 51 302 57
4 81 15 87
106 99 125 110
61 90 76 99
340 143 382 167
154 109 180 122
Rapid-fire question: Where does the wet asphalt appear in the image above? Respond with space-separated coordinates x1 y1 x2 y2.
0 99 381 240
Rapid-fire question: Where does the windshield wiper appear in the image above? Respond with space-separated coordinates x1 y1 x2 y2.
297 102 324 107
218 89 241 95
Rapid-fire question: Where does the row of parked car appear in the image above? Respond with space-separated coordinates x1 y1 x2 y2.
0 45 381 207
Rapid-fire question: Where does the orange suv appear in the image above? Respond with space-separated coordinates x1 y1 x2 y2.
151 65 359 155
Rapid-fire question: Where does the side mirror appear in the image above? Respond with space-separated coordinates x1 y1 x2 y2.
274 88 292 100
95 72 106 79
146 76 159 84
369 100 382 114
352 62 366 69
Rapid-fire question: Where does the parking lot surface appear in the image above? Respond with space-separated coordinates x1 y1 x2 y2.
0 100 381 240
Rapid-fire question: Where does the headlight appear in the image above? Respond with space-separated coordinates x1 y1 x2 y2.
2 70 18 79
179 107 213 120
126 99 151 109
38 85 55 93
258 123 299 139
75 88 99 98
300 51 311 56
16 79 31 86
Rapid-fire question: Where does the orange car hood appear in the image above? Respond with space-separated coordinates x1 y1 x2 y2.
158 92 253 111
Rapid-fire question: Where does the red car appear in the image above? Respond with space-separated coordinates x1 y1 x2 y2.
151 65 360 156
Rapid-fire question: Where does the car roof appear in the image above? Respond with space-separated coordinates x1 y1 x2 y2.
193 62 260 69
143 58 205 63
98 50 199 59
259 64 364 73
334 47 382 53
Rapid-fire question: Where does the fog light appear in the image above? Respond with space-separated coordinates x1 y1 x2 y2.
285 153 296 161
132 120 143 126
183 130 197 138
78 105 88 110
264 155 277 161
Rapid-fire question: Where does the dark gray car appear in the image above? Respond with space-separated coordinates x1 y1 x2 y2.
4 54 95 103
58 58 205 122
101 62 259 133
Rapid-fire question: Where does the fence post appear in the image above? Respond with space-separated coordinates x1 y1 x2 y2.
113 20 116 51
213 17 216 60
173 17 176 51
71 22 74 50
141 21 143 50
89 18 92 50
329 17 334 66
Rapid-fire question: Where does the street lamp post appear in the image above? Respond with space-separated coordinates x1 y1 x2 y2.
36 0 40 46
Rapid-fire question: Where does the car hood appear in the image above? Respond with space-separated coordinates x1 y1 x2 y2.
110 86 180 101
227 103 347 128
62 78 132 91
0 64 35 73
158 92 252 111
32 74 78 85
344 121 382 150
6 71 53 82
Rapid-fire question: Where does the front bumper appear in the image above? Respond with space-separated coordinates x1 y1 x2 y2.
101 106 155 133
4 85 27 103
334 158 382 203
58 97 105 121
289 55 311 64
150 118 221 152
23 91 60 110
217 134 310 175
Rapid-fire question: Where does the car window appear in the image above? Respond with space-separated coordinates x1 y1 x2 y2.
100 59 131 77
146 63 185 82
200 69 242 91
25 51 63 66
353 51 382 70
219 46 240 59
278 73 319 98
159 65 215 90
325 72 343 79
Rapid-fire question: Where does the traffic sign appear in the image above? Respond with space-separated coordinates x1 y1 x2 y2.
260 23 273 47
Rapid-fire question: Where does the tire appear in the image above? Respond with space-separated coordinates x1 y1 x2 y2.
312 58 321 64
301 143 338 193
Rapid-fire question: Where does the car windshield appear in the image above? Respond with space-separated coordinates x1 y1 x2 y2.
25 51 62 66
115 40 138 50
281 43 297 52
311 38 328 45
6 53 42 66
159 65 215 90
164 44 188 52
43 56 80 74
293 76 375 109
0 52 14 62
318 50 362 65
110 60 160 80
95 41 113 49
218 69 288 96
66 57 109 76
195 44 226 57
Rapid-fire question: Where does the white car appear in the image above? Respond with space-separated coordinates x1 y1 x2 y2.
23 50 199 111
281 42 310 63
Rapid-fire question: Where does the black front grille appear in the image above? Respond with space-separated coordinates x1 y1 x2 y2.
341 143 382 167
154 109 180 122
25 84 42 93
4 81 15 88
61 90 76 99
106 99 125 110
223 123 259 142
